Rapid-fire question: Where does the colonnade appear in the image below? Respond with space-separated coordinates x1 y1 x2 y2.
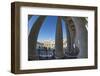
28 16 87 60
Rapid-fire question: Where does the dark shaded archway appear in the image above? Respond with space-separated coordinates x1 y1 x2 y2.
72 17 88 58
62 17 80 58
63 17 87 58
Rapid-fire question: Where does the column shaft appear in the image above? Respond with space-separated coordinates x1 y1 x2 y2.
55 17 64 58
28 16 46 60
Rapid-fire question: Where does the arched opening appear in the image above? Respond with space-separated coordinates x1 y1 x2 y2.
36 16 57 60
28 15 87 60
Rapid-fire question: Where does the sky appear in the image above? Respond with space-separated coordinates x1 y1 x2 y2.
28 15 39 34
28 15 67 42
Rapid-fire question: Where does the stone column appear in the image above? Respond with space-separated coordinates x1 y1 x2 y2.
63 17 76 47
65 18 71 52
28 16 46 60
72 17 88 58
55 17 64 58
63 17 76 52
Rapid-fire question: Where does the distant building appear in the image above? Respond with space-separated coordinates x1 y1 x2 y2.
36 42 44 49
36 39 67 49
43 40 55 49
